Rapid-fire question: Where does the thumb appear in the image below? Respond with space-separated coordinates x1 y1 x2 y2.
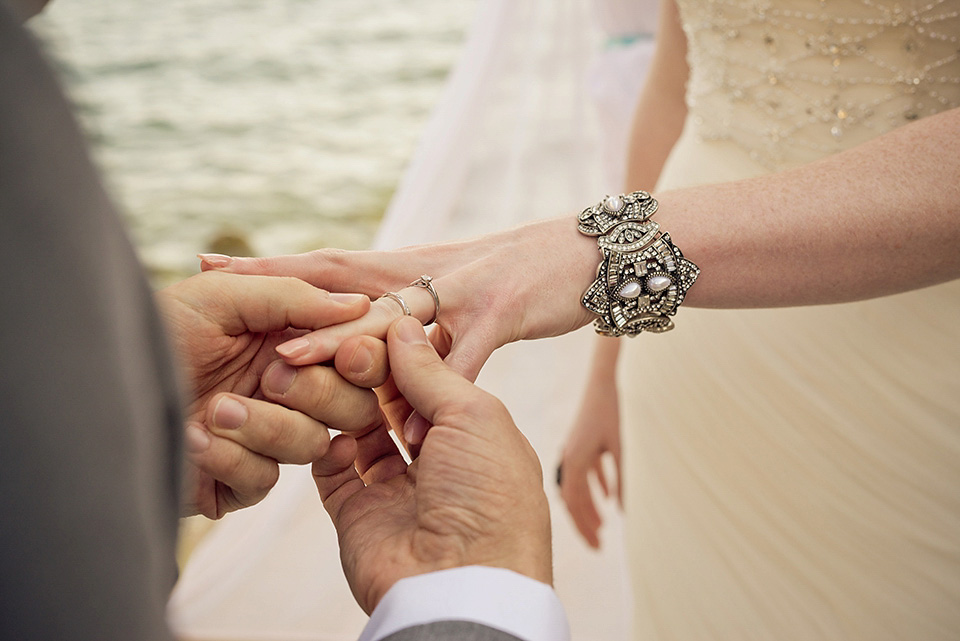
387 317 485 428
442 332 496 384
163 272 369 335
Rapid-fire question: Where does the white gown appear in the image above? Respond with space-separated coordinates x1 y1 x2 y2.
169 1 658 639
620 1 960 639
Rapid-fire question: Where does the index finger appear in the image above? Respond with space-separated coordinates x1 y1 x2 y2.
165 271 371 336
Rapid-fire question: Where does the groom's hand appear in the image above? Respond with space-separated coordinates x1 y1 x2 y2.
156 271 384 519
311 317 553 613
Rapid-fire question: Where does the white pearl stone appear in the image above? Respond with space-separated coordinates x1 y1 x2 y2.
618 281 643 299
647 275 672 293
603 195 623 213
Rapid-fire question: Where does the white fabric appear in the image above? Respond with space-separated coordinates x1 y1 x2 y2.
621 1 960 639
359 567 569 641
169 1 657 639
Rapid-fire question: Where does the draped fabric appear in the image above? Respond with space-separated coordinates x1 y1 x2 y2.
621 1 960 639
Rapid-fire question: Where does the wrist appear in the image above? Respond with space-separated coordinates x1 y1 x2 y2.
578 191 700 336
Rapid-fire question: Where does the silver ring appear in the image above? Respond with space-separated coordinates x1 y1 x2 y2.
378 291 411 316
409 274 440 325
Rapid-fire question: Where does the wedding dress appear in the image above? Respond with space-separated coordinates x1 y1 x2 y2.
169 1 657 639
619 1 960 639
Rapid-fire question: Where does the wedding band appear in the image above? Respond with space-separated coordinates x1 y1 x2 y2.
379 291 411 316
409 274 440 325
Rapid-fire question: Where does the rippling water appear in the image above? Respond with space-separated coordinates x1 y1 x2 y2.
30 0 474 284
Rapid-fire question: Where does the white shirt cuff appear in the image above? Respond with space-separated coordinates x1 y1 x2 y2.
358 566 570 641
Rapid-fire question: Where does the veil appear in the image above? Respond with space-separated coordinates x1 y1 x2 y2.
169 1 655 639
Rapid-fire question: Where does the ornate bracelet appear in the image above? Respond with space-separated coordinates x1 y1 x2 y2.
579 191 699 337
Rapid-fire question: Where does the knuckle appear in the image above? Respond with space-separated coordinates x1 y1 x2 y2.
218 445 253 487
310 428 332 461
250 463 280 495
439 389 504 425
248 255 284 275
303 366 342 408
260 417 295 453
372 299 405 322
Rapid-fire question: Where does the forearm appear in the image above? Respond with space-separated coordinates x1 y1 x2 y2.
655 107 960 308
586 335 621 384
625 0 688 190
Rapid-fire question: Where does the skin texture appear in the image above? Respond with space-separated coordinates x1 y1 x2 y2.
155 271 383 519
311 318 553 613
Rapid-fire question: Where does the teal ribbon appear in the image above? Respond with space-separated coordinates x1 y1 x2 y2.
604 33 654 49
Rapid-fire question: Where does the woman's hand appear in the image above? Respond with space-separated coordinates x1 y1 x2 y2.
558 371 622 549
199 216 600 388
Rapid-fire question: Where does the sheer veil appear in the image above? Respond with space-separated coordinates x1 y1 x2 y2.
169 1 655 639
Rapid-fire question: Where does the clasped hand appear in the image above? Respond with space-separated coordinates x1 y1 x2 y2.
160 272 553 613
157 270 384 519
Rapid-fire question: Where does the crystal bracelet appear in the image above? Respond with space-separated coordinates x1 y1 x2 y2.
579 191 700 337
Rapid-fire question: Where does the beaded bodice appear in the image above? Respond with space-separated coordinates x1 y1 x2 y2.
679 0 960 169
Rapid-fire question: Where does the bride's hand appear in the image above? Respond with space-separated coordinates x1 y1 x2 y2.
199 216 600 385
558 369 622 549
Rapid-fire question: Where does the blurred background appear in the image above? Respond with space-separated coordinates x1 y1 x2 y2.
29 0 476 287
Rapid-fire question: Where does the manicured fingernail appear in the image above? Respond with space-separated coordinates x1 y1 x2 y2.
329 292 367 305
395 316 428 345
263 362 298 395
403 411 430 445
348 344 373 374
197 253 233 268
276 337 311 359
184 423 210 453
213 396 247 430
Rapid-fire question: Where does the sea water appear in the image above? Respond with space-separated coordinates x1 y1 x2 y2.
30 0 475 285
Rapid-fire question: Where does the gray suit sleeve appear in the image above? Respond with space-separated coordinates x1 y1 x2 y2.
382 620 524 641
0 4 184 640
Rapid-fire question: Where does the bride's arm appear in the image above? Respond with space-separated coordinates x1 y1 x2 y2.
559 0 689 546
625 0 688 188
202 106 960 378
664 106 960 308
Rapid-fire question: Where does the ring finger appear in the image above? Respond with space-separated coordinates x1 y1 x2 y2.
273 284 440 366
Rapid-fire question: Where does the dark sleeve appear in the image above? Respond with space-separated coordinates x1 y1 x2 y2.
0 4 184 640
382 621 524 641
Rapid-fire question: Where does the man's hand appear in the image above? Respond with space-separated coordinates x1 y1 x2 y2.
314 316 553 614
156 271 382 519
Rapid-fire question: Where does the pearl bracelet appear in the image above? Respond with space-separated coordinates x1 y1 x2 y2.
579 191 700 337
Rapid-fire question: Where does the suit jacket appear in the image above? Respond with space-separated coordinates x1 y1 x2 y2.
0 5 541 641
384 621 521 641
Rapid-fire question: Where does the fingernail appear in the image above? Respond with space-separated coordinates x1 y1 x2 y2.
329 292 367 305
403 411 430 445
197 253 233 268
276 337 311 359
395 316 428 345
348 344 373 374
263 362 297 395
213 396 247 430
184 423 210 453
